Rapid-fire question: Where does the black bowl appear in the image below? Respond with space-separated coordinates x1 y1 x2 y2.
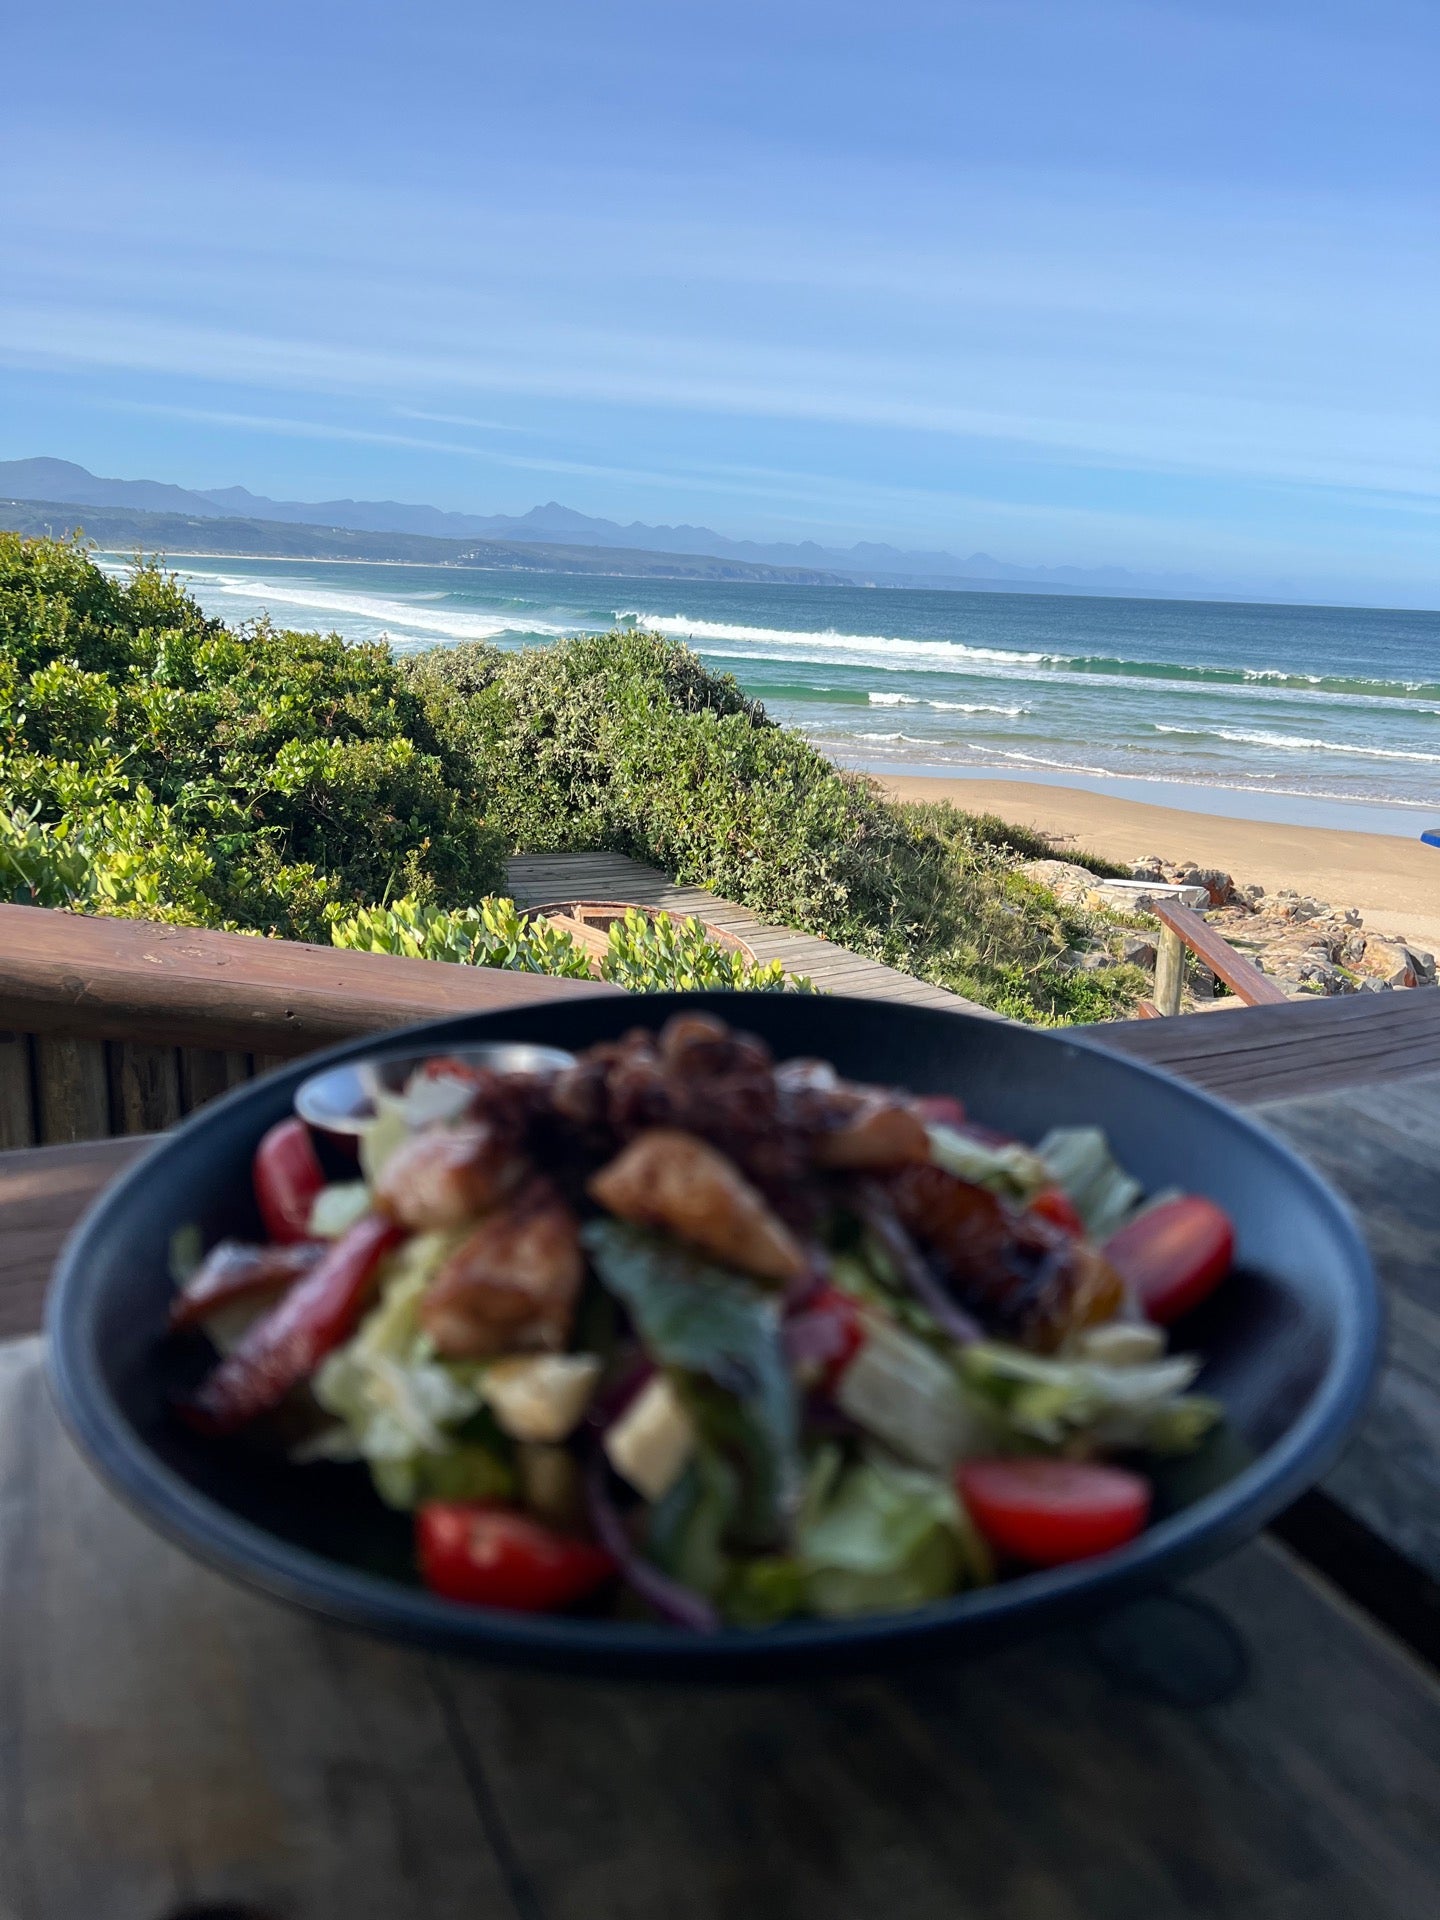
47 994 1380 1678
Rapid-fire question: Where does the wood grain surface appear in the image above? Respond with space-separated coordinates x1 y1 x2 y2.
0 1136 152 1340
3 1336 1439 1920
1258 1070 1440 1584
0 1033 34 1151
0 904 615 1056
1089 987 1440 1104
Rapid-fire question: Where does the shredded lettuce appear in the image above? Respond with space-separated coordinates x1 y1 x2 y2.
358 1104 411 1186
647 1445 740 1598
834 1311 987 1471
310 1230 512 1509
927 1120 1148 1243
958 1340 1220 1455
307 1180 372 1240
721 1555 808 1627
583 1221 801 1547
798 1451 992 1618
927 1124 1050 1201
1035 1127 1145 1239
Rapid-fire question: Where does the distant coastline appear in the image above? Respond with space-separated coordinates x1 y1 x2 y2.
12 468 1413 607
1 497 848 586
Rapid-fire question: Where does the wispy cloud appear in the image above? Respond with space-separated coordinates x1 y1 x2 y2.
6 302 1435 505
2 0 1436 593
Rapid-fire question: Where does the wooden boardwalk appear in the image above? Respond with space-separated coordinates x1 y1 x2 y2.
505 850 998 1017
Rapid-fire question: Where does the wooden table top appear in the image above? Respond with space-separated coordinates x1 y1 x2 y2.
5 1334 1440 1920
6 997 1440 1918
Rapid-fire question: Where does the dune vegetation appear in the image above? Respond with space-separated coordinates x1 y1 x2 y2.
0 535 1141 1020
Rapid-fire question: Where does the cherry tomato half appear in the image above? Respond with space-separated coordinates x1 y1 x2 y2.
957 1458 1151 1566
417 1503 617 1612
1028 1186 1087 1237
1104 1195 1235 1325
253 1116 326 1244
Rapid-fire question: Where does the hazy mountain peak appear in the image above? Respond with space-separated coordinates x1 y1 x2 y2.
0 455 1223 597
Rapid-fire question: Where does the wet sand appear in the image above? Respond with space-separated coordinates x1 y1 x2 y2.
877 773 1440 954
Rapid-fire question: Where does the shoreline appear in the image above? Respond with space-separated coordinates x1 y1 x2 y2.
874 770 1440 954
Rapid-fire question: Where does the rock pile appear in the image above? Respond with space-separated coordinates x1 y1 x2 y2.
1019 852 1437 1000
1131 854 1436 996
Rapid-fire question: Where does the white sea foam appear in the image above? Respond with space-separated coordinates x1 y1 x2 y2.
867 692 1026 715
623 610 1052 666
1153 724 1440 764
90 559 1438 812
177 569 577 643
993 749 1116 778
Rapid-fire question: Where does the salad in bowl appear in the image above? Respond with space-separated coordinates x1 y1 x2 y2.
169 1011 1238 1631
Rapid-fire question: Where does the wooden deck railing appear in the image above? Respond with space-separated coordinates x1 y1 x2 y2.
5 898 1435 1151
1148 899 1291 1017
0 904 615 1149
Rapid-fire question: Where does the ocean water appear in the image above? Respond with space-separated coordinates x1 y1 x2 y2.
130 555 1440 838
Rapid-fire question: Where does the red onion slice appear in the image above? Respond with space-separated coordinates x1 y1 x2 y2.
584 1452 720 1634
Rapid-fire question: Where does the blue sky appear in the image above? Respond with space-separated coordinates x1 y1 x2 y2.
3 0 1437 603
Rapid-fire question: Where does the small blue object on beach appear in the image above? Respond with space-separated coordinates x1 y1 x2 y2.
1423 829 1440 850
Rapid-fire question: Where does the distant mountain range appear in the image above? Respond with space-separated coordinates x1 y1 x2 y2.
0 456 1229 598
0 494 847 585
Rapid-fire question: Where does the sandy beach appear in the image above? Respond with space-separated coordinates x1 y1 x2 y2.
877 773 1440 954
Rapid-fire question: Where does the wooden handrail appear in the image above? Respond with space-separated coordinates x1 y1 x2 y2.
0 904 616 1056
1151 900 1290 1015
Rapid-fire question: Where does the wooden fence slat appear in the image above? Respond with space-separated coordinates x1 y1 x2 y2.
0 1032 35 1150
178 1046 251 1114
107 1042 183 1135
33 1035 110 1144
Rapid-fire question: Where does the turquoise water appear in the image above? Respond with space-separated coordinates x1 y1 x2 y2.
141 555 1440 838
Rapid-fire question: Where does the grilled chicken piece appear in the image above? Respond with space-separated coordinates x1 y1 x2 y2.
551 1016 792 1188
807 1092 932 1171
420 1177 584 1357
657 1010 772 1079
774 1061 931 1171
374 1121 526 1231
890 1162 1123 1351
588 1127 806 1285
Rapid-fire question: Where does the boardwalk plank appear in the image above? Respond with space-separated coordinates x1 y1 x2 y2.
506 851 997 1016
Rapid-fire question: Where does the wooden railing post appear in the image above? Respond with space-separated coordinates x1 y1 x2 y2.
1154 923 1186 1016
1151 901 1290 1012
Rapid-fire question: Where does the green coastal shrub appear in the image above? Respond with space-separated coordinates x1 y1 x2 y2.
597 907 807 993
0 533 505 937
331 896 810 993
404 633 1141 1021
2 537 1141 1022
330 896 594 974
408 633 963 947
0 793 215 923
